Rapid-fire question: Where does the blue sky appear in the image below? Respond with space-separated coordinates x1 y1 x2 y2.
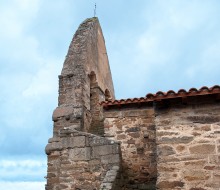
0 0 220 189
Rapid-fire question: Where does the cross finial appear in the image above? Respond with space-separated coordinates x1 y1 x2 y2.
94 3 96 17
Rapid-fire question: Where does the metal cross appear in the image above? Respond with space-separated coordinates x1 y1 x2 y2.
94 3 96 17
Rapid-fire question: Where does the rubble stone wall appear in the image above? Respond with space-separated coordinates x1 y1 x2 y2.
155 100 220 190
103 106 157 189
46 128 121 190
46 17 220 190
46 17 118 190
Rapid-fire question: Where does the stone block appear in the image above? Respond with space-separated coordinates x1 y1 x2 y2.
92 145 113 157
158 136 194 144
193 125 211 131
104 111 122 118
157 131 179 137
100 182 113 190
116 134 126 140
157 181 184 189
112 145 120 154
122 109 153 117
138 183 156 190
103 170 117 182
127 139 135 144
52 106 73 119
213 171 220 181
101 154 120 164
189 144 215 154
204 165 215 170
61 136 85 148
89 136 112 146
209 155 220 164
128 132 140 138
187 115 220 124
45 142 62 155
184 160 206 169
183 170 210 181
125 127 140 133
69 147 91 161
157 145 175 156
218 145 220 153
48 137 61 143
205 181 220 188
52 106 83 121
176 145 186 152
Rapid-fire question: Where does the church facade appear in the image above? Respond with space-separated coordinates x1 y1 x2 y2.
45 17 220 190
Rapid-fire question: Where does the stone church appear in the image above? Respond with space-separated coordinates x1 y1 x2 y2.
45 17 220 190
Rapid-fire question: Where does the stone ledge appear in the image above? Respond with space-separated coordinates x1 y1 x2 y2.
100 166 120 190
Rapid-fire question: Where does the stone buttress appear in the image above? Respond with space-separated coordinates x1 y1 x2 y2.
45 18 121 190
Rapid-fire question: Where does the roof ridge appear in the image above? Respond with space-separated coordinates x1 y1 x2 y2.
101 85 220 107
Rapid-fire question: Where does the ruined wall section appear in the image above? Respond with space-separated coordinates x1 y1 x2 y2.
45 128 121 190
155 99 220 190
52 17 115 135
46 18 119 190
103 106 157 189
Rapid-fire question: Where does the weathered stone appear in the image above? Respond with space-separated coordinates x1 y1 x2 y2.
101 154 120 164
184 160 206 169
138 183 156 189
189 144 215 154
69 147 91 161
157 145 175 156
157 131 179 136
127 139 135 144
61 136 85 148
204 165 215 170
213 171 220 181
52 106 73 119
92 145 113 157
176 145 186 152
89 136 112 146
116 134 126 140
125 127 140 133
158 136 194 144
193 125 211 131
187 115 220 124
157 181 184 188
184 170 209 181
128 132 140 138
45 142 62 155
137 147 144 154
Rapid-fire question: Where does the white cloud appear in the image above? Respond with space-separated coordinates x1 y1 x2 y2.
108 0 220 99
0 158 46 181
0 0 62 159
0 182 45 190
22 60 61 98
0 159 46 168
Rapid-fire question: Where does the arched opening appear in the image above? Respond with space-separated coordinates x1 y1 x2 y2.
88 71 104 135
89 71 97 87
105 89 111 101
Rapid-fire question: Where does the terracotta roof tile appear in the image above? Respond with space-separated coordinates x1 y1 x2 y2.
101 85 220 108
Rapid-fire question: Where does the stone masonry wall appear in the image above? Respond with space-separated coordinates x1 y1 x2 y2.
46 17 119 190
104 106 157 189
46 16 220 190
155 99 220 190
45 128 121 190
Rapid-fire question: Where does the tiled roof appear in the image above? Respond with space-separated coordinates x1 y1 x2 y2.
101 85 220 108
